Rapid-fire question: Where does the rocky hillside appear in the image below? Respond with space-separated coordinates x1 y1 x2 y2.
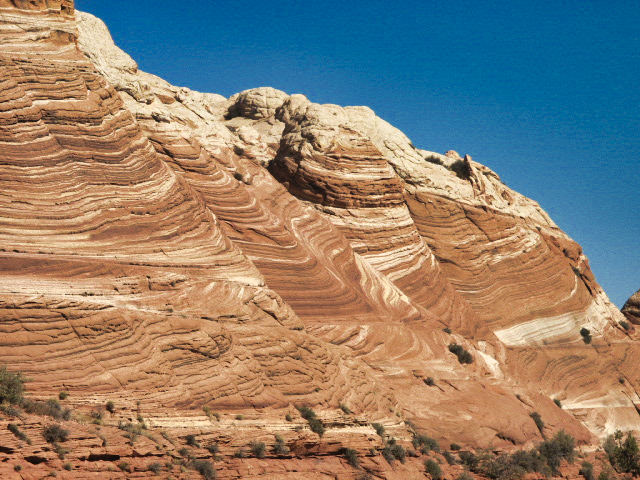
0 1 638 478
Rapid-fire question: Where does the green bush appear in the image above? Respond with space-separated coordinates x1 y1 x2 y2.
443 327 452 334
62 462 73 471
449 344 473 364
604 430 640 475
273 435 289 455
58 391 69 400
620 320 631 331
249 441 266 458
0 366 26 405
308 418 325 436
343 448 360 469
191 459 216 479
450 442 462 450
443 451 457 465
553 398 562 408
425 377 435 386
537 430 575 474
456 473 474 480
22 398 71 420
8 423 31 444
185 434 200 447
529 412 544 434
147 461 162 474
105 400 115 413
42 424 69 444
206 442 219 455
580 327 592 344
425 459 442 480
413 434 440 453
372 423 385 437
579 461 595 480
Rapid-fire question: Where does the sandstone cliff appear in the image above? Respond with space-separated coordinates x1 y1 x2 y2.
0 1 638 478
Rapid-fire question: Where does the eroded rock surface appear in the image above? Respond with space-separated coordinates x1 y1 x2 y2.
0 2 638 478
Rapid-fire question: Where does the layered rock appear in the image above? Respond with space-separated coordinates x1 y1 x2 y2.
622 289 640 325
0 7 638 479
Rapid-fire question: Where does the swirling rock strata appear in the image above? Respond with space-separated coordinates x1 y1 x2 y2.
0 4 637 469
622 290 640 325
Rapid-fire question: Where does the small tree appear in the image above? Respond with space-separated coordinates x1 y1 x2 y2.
0 366 26 405
425 459 442 480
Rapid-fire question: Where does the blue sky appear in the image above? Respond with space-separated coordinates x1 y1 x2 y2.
75 0 639 307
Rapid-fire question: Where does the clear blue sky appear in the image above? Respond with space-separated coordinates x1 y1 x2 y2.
75 0 639 308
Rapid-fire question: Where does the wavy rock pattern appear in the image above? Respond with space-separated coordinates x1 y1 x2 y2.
0 4 637 466
622 290 640 325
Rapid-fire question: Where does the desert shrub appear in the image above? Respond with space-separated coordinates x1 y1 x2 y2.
425 458 442 480
105 400 115 413
178 447 191 457
340 404 352 414
62 462 73 471
372 423 385 437
443 451 457 465
529 412 544 434
580 327 592 344
249 441 266 458
235 414 244 420
21 398 71 420
449 343 473 364
451 442 462 450
185 434 200 447
191 459 216 480
273 435 289 455
42 424 69 444
413 434 440 453
605 430 640 475
14 464 22 471
58 391 69 400
285 413 293 421
457 473 474 480
619 377 625 384
117 461 131 473
234 448 246 458
296 406 316 420
620 320 631 331
8 423 31 444
308 417 325 436
443 327 452 334
537 430 575 474
553 398 562 408
579 461 595 480
381 445 395 464
206 442 219 455
0 366 26 405
147 461 162 474
55 444 69 459
459 451 478 470
450 158 471 179
343 448 360 469
425 377 435 386
390 443 406 463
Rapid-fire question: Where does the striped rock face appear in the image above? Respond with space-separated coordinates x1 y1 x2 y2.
0 1 638 461
623 290 640 325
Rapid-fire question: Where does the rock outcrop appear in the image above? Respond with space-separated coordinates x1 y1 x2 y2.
622 289 640 325
0 2 638 478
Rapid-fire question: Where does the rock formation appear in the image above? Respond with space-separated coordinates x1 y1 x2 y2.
0 1 638 478
622 289 640 325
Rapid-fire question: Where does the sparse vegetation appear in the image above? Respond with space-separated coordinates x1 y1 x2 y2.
178 447 191 457
273 434 289 455
381 440 406 464
443 327 452 334
106 400 115 413
425 458 442 480
425 377 436 386
297 405 325 436
22 398 71 420
443 451 457 465
14 464 22 472
117 461 132 473
8 423 31 444
450 442 462 451
343 447 360 469
249 441 266 458
456 473 474 480
147 461 163 474
340 404 352 414
529 412 544 434
372 422 385 437
604 430 640 475
579 461 595 480
580 327 593 344
285 413 293 421
58 391 69 400
191 459 216 479
185 434 200 447
234 448 246 458
553 398 562 408
0 366 26 404
620 320 631 331
62 462 73 471
413 434 440 454
449 343 473 364
42 424 69 444
206 442 219 455
235 414 244 420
